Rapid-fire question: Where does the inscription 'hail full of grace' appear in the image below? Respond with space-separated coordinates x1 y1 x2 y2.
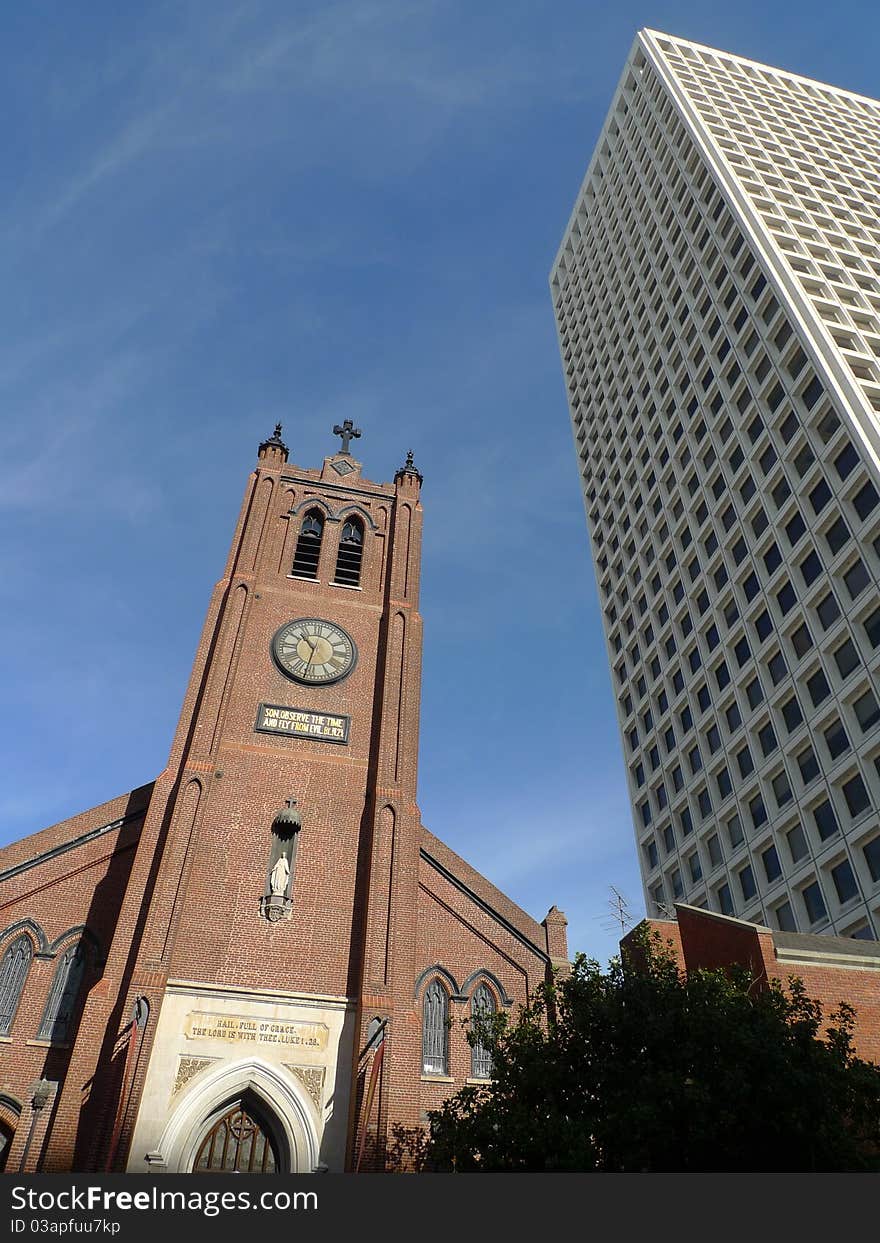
184 1012 329 1050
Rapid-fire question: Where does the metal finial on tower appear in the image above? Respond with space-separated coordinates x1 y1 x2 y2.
333 419 361 455
258 423 288 456
396 449 423 486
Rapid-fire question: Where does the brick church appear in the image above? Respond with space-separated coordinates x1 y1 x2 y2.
0 426 568 1174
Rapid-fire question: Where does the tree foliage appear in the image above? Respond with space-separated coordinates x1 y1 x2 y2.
425 929 880 1172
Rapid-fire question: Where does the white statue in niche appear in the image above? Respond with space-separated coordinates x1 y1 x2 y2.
269 853 290 898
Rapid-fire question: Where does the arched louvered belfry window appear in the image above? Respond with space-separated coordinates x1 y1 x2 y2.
333 517 364 587
291 509 324 579
470 982 496 1080
0 934 33 1037
37 941 86 1044
422 979 449 1076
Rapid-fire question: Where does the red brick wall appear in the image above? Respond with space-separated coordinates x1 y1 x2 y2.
0 785 152 1172
767 959 880 1064
414 858 546 1104
350 828 560 1169
621 917 684 969
675 905 775 984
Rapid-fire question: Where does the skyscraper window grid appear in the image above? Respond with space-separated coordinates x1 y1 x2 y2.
550 30 880 941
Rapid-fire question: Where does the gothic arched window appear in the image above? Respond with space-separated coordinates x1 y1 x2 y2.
37 941 86 1044
0 934 33 1037
470 982 496 1080
291 509 324 579
333 517 364 587
193 1099 280 1174
422 979 449 1076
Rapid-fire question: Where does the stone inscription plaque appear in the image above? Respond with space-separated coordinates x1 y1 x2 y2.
185 1012 329 1051
255 702 350 744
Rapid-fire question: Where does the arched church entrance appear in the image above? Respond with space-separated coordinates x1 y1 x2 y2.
150 1058 320 1174
0 1094 21 1173
0 1118 16 1172
192 1093 281 1174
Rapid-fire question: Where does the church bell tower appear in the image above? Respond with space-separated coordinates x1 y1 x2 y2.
54 423 426 1172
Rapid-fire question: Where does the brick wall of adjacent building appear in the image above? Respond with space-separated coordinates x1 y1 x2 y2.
624 904 880 1064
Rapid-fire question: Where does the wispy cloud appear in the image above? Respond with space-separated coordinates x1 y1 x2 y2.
422 771 644 962
8 0 588 245
33 104 176 237
424 771 632 878
221 0 556 107
0 350 154 512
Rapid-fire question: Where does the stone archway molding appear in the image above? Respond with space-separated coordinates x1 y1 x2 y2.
144 1057 320 1174
0 1092 21 1168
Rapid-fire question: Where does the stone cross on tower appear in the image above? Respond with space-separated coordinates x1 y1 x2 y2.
332 419 361 455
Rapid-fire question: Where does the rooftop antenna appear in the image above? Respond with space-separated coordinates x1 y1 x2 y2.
600 886 635 936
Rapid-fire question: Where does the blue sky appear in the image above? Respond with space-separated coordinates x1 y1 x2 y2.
3 0 880 966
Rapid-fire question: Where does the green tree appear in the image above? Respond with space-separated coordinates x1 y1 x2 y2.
425 929 880 1172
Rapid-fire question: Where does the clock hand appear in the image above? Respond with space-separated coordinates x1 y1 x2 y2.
303 636 320 666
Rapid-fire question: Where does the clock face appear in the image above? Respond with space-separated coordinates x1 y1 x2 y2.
271 618 357 685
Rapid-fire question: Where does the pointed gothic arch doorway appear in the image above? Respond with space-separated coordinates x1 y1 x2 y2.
150 1059 320 1174
0 1118 16 1172
192 1093 281 1174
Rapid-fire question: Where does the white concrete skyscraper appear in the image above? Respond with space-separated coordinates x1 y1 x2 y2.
551 31 880 940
